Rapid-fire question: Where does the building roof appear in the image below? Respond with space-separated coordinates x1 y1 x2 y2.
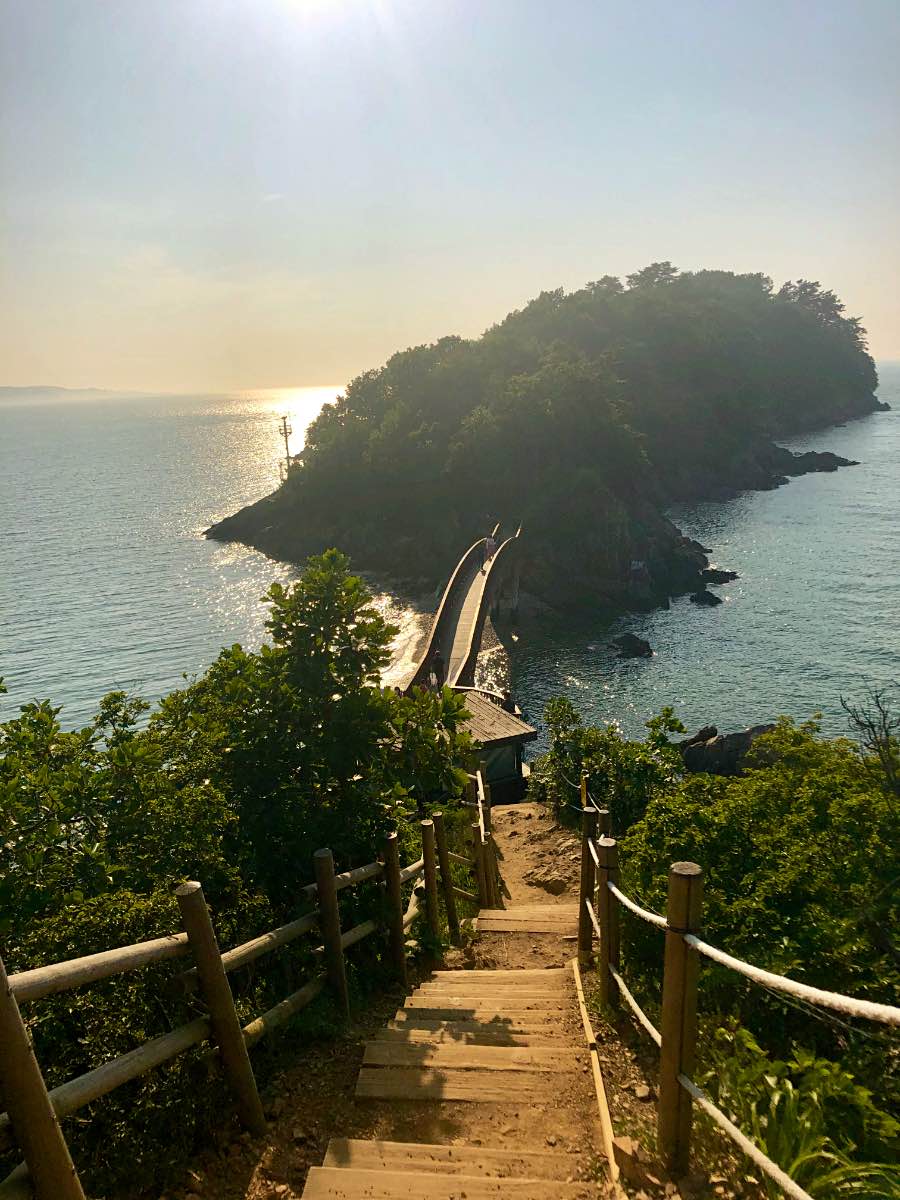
456 690 538 748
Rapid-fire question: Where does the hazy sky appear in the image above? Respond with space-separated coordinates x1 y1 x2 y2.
2 0 898 391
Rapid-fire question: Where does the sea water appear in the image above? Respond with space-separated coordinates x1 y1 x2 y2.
1 369 897 743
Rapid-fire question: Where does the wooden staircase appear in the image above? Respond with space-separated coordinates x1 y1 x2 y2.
302 1139 595 1197
301 967 599 1198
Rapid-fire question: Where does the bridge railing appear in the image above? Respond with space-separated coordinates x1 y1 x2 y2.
404 537 487 692
449 527 521 688
0 814 486 1200
572 777 900 1199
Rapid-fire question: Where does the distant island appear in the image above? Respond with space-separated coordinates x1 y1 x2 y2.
207 264 887 614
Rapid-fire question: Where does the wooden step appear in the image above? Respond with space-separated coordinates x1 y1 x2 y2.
390 1012 568 1032
378 1024 567 1045
363 1041 577 1072
478 906 578 915
417 982 569 998
403 996 568 1012
303 1166 596 1198
355 1066 559 1103
428 968 570 982
476 914 579 934
322 1139 586 1179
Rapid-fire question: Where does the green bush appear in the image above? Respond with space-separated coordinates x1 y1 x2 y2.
0 552 475 1193
534 698 900 1196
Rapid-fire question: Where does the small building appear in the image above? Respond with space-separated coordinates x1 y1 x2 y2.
454 688 537 805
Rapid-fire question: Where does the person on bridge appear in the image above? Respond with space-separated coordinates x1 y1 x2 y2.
429 647 446 690
482 532 498 573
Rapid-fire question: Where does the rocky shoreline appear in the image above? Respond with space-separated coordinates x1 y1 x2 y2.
207 404 887 624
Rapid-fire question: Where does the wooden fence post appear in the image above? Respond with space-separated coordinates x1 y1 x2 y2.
596 807 610 837
577 807 598 969
657 861 704 1177
0 953 86 1200
421 820 441 942
596 837 620 1006
483 831 501 907
580 773 589 809
432 812 460 944
480 766 493 836
383 832 408 985
175 882 266 1135
312 849 351 1022
471 822 489 907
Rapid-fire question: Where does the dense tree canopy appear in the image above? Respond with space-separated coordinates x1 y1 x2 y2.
211 265 879 609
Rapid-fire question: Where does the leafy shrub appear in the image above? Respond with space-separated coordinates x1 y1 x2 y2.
0 553 474 1193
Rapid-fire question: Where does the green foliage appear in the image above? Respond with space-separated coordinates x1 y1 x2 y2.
260 266 878 596
537 697 899 1195
702 1025 899 1198
530 697 683 831
0 552 474 1192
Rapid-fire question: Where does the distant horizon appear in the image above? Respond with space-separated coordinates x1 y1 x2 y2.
2 360 899 399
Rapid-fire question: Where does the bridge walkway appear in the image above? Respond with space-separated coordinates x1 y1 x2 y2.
404 526 520 694
445 553 489 684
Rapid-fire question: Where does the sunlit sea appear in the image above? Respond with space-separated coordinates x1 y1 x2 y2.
1 369 897 745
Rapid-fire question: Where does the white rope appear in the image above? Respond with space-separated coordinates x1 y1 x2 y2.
678 1074 814 1200
587 839 600 869
683 935 900 1026
608 965 662 1047
584 897 603 941
607 881 667 930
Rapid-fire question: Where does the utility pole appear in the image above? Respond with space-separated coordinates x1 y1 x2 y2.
278 415 292 482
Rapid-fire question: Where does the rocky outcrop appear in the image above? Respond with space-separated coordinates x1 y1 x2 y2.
523 863 568 895
701 568 739 585
609 633 653 658
782 449 857 475
679 723 776 775
689 589 723 606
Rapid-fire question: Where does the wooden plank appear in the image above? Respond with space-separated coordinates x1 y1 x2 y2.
373 1027 564 1046
476 919 578 934
355 1067 558 1103
429 968 569 981
476 912 578 923
322 1139 585 1179
570 959 625 1199
303 1166 596 1199
413 988 569 1003
391 1012 566 1032
478 908 579 915
362 1042 576 1071
420 982 569 994
9 934 190 1003
420 977 569 991
401 998 568 1014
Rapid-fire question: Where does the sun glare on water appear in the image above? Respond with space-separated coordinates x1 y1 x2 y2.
239 384 344 454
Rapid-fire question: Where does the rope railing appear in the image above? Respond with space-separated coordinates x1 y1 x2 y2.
677 1074 814 1200
606 880 667 930
609 965 662 1048
577 815 899 1193
683 935 900 1026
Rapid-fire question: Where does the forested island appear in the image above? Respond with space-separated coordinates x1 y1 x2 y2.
208 264 885 613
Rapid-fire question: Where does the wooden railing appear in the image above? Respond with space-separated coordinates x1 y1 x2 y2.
0 815 486 1200
574 776 900 1199
464 766 502 909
